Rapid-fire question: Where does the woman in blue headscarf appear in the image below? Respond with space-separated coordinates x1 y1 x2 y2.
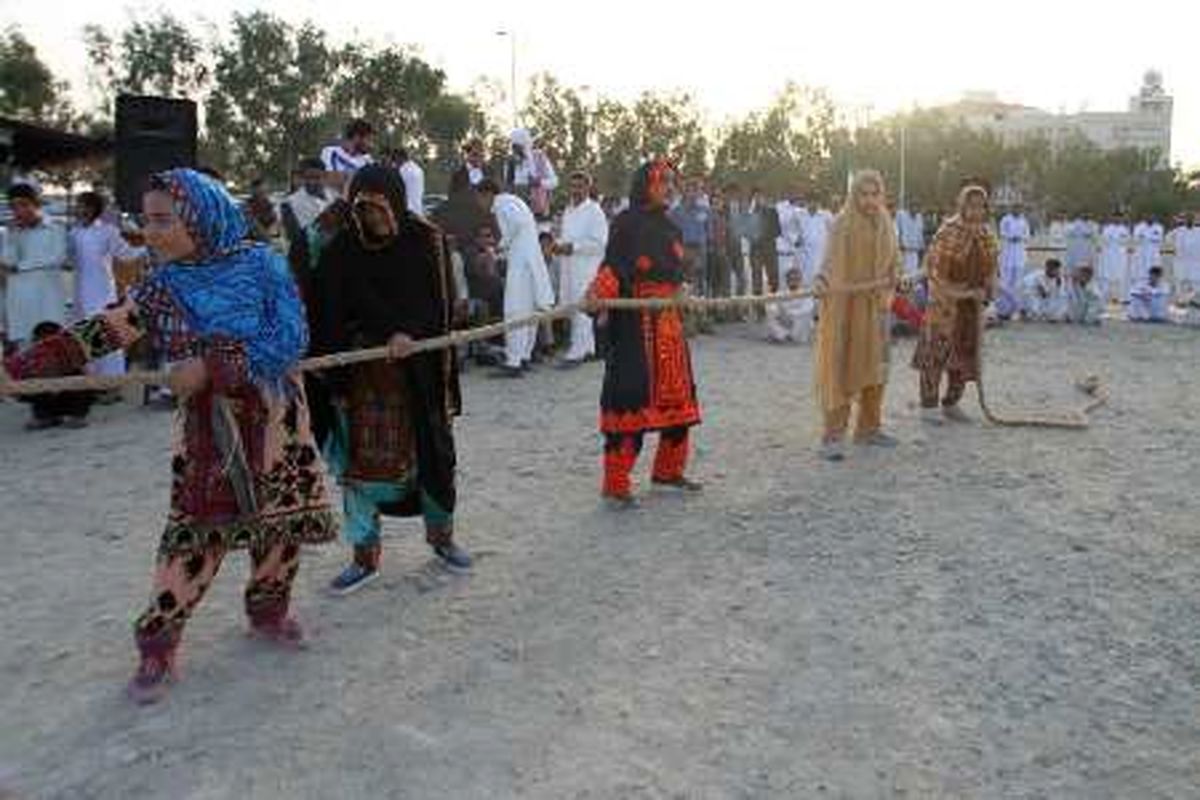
4 169 336 703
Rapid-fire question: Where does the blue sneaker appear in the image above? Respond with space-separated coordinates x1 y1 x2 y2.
329 563 379 596
432 542 473 573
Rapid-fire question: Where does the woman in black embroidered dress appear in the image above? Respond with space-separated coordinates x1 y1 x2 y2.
587 160 703 503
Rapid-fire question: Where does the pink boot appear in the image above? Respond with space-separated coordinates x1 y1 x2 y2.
249 616 306 649
127 630 179 705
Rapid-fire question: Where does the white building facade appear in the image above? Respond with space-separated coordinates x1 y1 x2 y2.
941 72 1173 167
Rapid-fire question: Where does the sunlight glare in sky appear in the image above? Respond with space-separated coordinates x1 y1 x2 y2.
5 0 1197 166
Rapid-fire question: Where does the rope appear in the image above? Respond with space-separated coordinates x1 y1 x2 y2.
0 274 1110 429
929 280 1108 429
3 285 891 397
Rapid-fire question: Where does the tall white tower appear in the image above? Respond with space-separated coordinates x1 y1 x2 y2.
1129 70 1173 165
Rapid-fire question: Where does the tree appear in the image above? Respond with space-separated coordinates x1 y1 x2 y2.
0 27 71 122
630 91 708 175
591 98 641 196
521 73 592 176
82 13 208 104
423 93 485 179
204 12 339 184
331 43 446 156
713 84 837 198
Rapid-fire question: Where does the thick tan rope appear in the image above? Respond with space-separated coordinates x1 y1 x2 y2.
931 280 1108 429
2 274 1113 428
1 279 897 397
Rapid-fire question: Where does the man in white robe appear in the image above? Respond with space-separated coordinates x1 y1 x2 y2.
281 157 338 244
1131 216 1164 285
1128 267 1170 322
1169 213 1200 289
2 183 68 346
997 206 1030 318
320 119 373 183
554 172 609 365
1047 213 1069 253
1021 259 1069 322
507 128 558 219
477 180 555 374
775 197 803 290
1065 214 1098 272
1097 216 1131 303
68 192 146 376
799 200 833 289
896 205 925 279
395 148 425 217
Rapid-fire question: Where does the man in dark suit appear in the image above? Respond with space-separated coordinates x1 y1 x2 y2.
748 187 781 318
447 138 493 195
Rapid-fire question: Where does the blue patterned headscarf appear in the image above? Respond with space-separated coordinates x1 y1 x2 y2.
142 168 307 387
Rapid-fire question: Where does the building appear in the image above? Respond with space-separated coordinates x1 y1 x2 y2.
939 72 1173 168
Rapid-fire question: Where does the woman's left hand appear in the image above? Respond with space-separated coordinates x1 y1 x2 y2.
168 358 209 399
387 333 416 360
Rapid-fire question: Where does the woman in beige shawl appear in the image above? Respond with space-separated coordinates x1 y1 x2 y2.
813 170 902 461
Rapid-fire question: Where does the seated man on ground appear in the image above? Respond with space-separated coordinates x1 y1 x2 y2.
16 321 96 430
537 231 563 360
1067 265 1104 326
766 269 814 344
1021 258 1069 322
1128 266 1171 323
1173 281 1200 327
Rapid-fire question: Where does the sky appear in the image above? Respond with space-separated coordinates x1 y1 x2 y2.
4 0 1198 168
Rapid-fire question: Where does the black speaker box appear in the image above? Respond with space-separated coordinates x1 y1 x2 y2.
115 94 198 213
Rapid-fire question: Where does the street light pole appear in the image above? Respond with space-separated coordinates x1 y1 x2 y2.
496 30 518 130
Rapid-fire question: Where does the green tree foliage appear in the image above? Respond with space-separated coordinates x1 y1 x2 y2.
82 13 208 104
0 27 71 122
5 15 1193 214
712 84 838 199
203 12 339 182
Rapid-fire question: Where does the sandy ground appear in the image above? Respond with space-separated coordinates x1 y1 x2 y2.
1 320 1198 799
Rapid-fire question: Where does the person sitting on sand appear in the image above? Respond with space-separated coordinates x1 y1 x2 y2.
1128 266 1171 323
13 321 96 430
1173 280 1200 327
1021 258 1069 322
1067 265 1104 326
767 268 814 344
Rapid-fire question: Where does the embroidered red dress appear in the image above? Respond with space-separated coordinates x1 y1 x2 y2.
590 165 701 496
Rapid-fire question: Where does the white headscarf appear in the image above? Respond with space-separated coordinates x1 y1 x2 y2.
510 128 534 155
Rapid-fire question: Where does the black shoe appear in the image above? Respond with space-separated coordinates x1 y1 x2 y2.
602 491 639 509
493 365 524 378
432 542 473 573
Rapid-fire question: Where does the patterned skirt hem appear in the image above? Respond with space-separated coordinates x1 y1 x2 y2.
600 405 703 435
911 332 980 382
156 507 338 559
